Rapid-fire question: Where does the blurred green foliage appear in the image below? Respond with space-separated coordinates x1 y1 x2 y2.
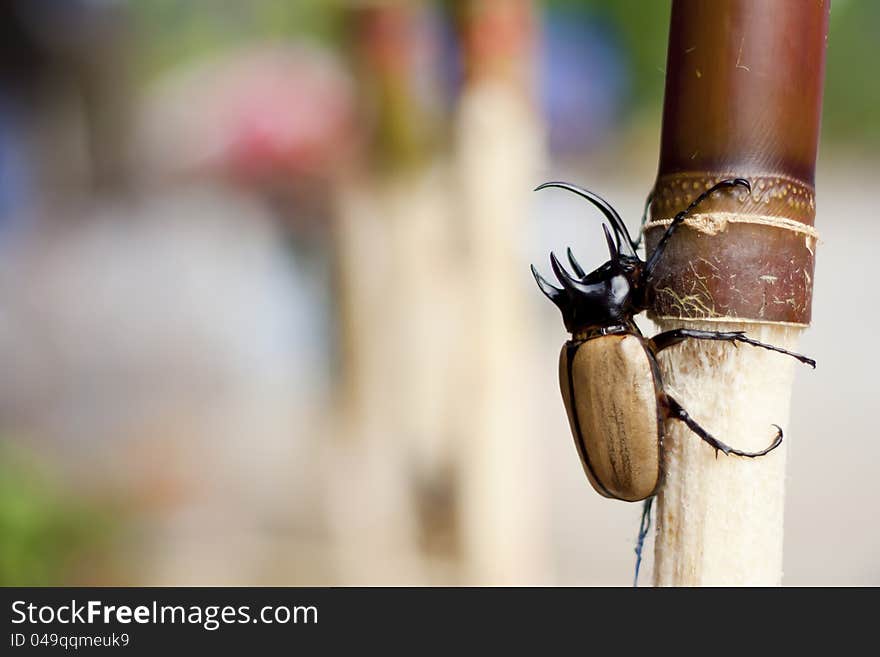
548 0 671 111
0 444 115 586
130 0 344 80
822 0 880 147
131 0 879 149
551 0 880 150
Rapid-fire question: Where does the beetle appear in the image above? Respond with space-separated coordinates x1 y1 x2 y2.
531 178 816 502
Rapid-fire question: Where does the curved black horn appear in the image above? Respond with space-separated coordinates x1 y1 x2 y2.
535 181 637 256
531 264 566 309
566 247 585 278
550 252 577 289
550 252 606 296
601 224 619 265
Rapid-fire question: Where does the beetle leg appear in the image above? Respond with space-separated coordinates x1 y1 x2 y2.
642 178 750 283
650 328 816 368
664 395 783 458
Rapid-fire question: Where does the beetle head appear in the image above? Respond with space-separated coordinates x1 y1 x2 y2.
532 223 643 333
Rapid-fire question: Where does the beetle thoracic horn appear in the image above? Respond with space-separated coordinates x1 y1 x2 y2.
566 247 585 278
550 252 608 297
601 224 619 265
535 181 637 256
530 264 566 309
550 251 577 289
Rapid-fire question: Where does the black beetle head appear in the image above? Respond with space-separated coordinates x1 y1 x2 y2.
532 177 751 334
531 181 647 333
532 223 642 333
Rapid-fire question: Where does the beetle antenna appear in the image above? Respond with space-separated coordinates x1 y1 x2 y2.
535 181 638 256
566 247 585 278
530 264 567 310
643 178 750 283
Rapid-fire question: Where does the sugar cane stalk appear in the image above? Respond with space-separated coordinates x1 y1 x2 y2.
646 0 829 586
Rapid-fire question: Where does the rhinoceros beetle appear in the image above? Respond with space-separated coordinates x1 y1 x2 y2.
531 178 816 503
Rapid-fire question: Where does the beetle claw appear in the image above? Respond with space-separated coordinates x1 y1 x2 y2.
770 424 784 448
732 177 751 192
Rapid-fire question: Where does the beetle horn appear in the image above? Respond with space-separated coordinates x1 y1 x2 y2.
531 264 567 310
535 181 637 256
550 252 606 297
602 224 620 267
566 247 585 278
550 251 578 289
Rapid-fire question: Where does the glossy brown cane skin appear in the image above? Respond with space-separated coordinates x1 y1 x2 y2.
659 0 828 186
648 0 829 325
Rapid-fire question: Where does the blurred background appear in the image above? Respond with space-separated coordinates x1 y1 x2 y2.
0 0 876 586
